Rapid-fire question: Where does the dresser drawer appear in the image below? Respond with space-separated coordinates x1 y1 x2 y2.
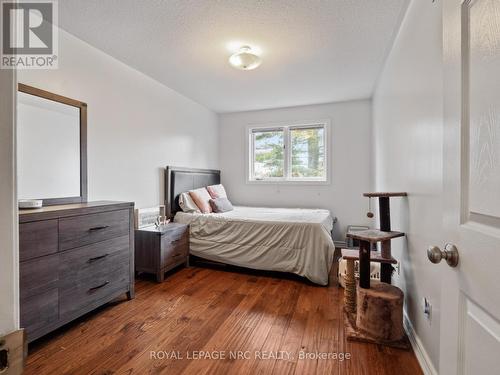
59 260 129 317
19 219 58 261
59 235 130 282
59 234 130 282
20 254 59 300
59 209 129 251
20 288 59 337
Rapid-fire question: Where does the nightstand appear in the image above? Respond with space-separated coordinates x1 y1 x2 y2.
135 223 189 282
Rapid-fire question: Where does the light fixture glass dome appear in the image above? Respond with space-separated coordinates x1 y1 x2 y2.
229 46 262 70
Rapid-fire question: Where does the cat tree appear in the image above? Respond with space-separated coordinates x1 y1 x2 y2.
342 192 409 349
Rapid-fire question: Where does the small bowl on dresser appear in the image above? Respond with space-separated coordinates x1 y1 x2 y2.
18 199 43 209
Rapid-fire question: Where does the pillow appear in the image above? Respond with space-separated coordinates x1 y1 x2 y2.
206 184 228 199
189 188 213 213
209 197 234 213
179 192 201 213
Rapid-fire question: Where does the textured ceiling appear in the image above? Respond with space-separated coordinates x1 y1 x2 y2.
59 0 409 113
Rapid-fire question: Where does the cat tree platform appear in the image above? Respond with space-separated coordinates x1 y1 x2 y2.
363 192 408 198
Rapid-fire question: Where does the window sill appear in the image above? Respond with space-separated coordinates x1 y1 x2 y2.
247 179 330 186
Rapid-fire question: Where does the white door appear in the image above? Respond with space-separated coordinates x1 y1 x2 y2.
440 0 500 374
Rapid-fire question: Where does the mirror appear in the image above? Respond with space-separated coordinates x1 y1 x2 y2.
17 84 87 206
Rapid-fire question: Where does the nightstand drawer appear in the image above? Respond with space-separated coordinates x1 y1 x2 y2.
161 231 188 267
161 230 188 250
59 209 129 250
162 226 187 242
162 242 188 268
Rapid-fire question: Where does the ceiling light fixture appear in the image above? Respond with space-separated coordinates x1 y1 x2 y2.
228 46 262 70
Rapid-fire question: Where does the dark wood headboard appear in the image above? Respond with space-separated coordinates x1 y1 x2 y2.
165 166 221 218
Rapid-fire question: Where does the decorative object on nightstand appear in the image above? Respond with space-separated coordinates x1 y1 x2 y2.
135 222 189 282
134 205 168 229
342 192 409 349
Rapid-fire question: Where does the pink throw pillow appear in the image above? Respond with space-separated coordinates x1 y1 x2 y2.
206 184 227 199
189 188 213 213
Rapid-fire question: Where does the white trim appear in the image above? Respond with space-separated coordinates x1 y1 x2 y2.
246 119 331 185
284 125 291 179
0 23 19 333
404 312 438 375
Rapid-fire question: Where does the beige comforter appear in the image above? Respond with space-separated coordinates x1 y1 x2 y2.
174 206 335 285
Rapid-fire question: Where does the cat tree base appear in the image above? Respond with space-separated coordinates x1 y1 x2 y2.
344 281 410 350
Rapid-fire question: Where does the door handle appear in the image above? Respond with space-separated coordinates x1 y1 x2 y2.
427 243 459 267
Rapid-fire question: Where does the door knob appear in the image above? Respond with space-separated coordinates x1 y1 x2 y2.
427 243 459 267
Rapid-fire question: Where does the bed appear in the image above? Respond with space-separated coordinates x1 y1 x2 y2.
165 166 336 285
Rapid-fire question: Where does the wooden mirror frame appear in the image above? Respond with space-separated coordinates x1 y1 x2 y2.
18 83 88 205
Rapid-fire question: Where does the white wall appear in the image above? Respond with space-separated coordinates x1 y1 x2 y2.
18 29 218 209
0 69 19 334
219 100 373 239
372 0 443 372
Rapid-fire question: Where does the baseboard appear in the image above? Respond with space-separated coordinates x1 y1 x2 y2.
403 312 438 375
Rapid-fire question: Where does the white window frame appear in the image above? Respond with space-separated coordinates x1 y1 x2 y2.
247 120 331 184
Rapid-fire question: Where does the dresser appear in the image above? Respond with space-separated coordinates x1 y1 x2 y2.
19 201 135 343
135 223 189 282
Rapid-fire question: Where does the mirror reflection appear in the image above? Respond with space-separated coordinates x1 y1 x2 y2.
17 89 83 201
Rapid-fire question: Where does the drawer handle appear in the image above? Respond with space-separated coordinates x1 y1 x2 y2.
89 225 109 232
88 281 109 293
87 254 109 263
172 253 182 257
171 238 182 245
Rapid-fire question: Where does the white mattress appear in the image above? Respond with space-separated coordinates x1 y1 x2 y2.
174 206 335 285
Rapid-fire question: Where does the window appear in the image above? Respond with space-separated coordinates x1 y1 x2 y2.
252 128 285 179
249 122 328 182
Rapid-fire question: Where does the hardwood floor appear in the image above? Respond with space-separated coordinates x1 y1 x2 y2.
25 266 423 375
